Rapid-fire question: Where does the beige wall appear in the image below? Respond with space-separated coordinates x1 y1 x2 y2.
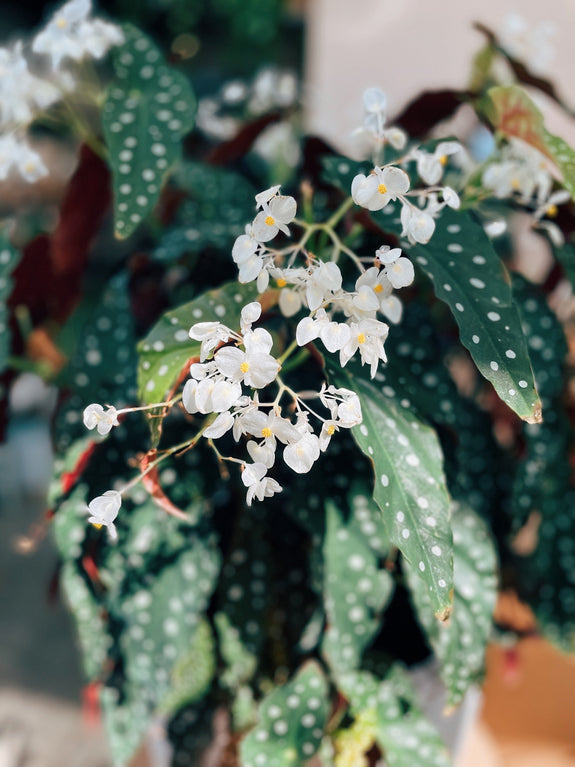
305 0 575 152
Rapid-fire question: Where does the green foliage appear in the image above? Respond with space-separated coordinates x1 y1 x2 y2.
0 231 19 375
240 661 330 767
322 500 394 673
328 360 454 619
405 505 498 707
103 24 196 239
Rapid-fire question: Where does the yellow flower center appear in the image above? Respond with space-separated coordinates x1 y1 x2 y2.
24 161 37 174
546 204 558 218
511 178 520 190
373 283 384 293
439 155 448 166
276 277 287 288
265 215 275 226
55 16 67 28
92 523 103 530
240 361 250 373
377 183 387 195
327 424 336 435
357 333 366 344
261 427 272 438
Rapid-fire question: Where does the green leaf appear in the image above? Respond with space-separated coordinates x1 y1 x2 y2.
158 618 216 715
322 500 394 673
405 504 498 707
214 611 257 690
60 561 111 680
0 231 20 375
376 668 451 767
103 24 196 239
386 207 541 423
240 661 330 767
328 359 454 619
543 131 575 199
137 281 258 406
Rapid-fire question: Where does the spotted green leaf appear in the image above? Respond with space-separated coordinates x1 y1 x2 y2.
328 360 453 619
376 669 451 767
0 231 19 375
240 661 330 767
322 500 394 673
137 281 258 406
383 207 541 423
60 561 111 680
404 504 498 707
214 611 257 690
103 24 196 239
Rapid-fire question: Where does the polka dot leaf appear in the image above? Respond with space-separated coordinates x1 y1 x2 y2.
384 206 541 424
328 359 454 620
404 504 498 707
0 232 20 375
321 500 394 674
103 24 196 240
137 281 258 411
375 667 451 767
240 660 329 767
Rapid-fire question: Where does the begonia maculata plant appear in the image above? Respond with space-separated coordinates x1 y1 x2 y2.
2 3 575 766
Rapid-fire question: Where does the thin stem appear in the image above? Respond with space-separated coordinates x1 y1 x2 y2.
326 196 354 229
277 338 299 366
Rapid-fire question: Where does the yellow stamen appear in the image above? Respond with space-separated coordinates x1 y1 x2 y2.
327 424 335 435
240 361 250 373
373 283 384 293
276 278 287 288
265 215 275 226
24 162 37 174
511 178 520 190
92 523 103 530
546 204 558 218
439 155 448 166
261 427 273 438
377 183 387 195
357 333 366 344
55 16 67 28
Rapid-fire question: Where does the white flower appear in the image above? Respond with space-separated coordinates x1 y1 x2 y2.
337 394 362 426
319 420 338 451
83 403 119 435
533 189 571 246
383 256 414 289
283 432 320 474
482 139 552 204
33 0 124 69
400 202 436 245
340 319 389 378
215 332 279 389
363 87 386 115
252 195 297 241
278 288 303 317
0 44 60 128
203 411 235 439
11 141 49 184
351 166 410 211
240 301 262 333
442 186 460 209
415 141 462 185
182 377 242 414
306 261 343 311
189 321 233 362
87 490 121 539
241 461 282 505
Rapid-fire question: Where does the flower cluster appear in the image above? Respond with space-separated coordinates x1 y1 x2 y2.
482 137 570 245
183 300 362 506
0 0 123 183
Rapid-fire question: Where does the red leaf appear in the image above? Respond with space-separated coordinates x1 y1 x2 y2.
61 441 97 494
140 449 190 521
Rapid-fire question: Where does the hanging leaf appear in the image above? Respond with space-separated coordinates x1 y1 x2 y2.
404 504 498 707
103 24 196 239
328 359 454 620
240 660 330 767
322 500 394 673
